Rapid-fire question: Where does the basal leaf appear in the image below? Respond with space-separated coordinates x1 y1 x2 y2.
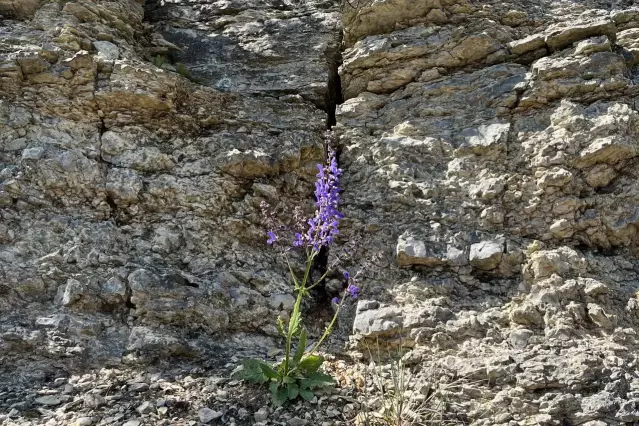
234 359 267 384
259 362 281 380
292 329 307 366
272 385 288 406
287 383 299 400
298 354 324 374
300 388 315 401
301 371 334 389
308 372 334 385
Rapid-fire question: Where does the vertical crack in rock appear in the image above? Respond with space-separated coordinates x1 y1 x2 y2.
325 31 344 129
310 29 345 304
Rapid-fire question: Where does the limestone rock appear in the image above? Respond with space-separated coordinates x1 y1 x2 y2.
469 238 505 270
352 301 402 337
199 407 223 424
396 232 446 267
5 0 639 424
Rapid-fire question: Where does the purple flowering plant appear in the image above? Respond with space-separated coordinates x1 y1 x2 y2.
234 145 362 406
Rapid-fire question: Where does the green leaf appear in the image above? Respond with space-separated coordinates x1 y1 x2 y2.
292 329 307 366
288 308 301 336
276 316 286 337
309 372 334 383
298 354 324 374
287 383 299 400
300 388 315 401
233 359 267 384
260 362 281 380
300 372 334 389
282 375 296 384
270 383 288 406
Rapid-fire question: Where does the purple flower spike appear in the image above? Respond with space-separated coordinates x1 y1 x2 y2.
266 231 277 245
297 149 343 252
347 284 360 299
332 297 340 304
343 271 350 280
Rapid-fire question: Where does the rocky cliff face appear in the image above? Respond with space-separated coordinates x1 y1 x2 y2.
4 0 639 425
0 0 339 365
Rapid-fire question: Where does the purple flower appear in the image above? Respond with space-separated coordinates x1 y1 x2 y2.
266 231 277 245
347 284 360 299
343 271 350 280
295 150 343 252
332 297 340 304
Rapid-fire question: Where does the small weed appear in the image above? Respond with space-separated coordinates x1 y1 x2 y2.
176 62 192 79
357 337 464 426
525 240 544 255
153 55 165 68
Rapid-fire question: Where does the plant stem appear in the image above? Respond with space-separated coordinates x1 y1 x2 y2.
283 251 316 376
306 295 345 357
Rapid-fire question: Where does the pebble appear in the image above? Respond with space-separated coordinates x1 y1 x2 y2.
129 382 149 392
73 417 94 426
199 407 223 423
35 395 62 406
138 401 155 414
83 393 105 408
289 416 308 426
122 421 140 426
254 407 269 422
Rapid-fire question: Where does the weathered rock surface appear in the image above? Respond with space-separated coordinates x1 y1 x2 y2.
0 0 335 372
338 1 639 424
5 0 639 425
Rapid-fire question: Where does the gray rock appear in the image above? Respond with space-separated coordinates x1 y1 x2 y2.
396 232 446 267
199 407 223 423
4 0 639 424
93 41 119 61
509 329 534 349
148 4 341 107
352 301 402 337
268 294 295 311
254 407 269 423
137 401 155 415
616 400 639 422
21 147 44 161
469 238 505 270
59 279 83 307
35 395 62 406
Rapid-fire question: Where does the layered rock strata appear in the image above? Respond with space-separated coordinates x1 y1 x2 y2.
4 0 639 424
339 0 639 424
0 0 339 368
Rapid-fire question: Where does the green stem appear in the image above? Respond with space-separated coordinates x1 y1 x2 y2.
283 251 316 376
306 267 332 291
305 296 345 358
283 253 299 289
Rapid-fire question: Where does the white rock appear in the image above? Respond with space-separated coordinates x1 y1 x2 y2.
199 407 223 423
93 41 119 61
35 395 62 406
